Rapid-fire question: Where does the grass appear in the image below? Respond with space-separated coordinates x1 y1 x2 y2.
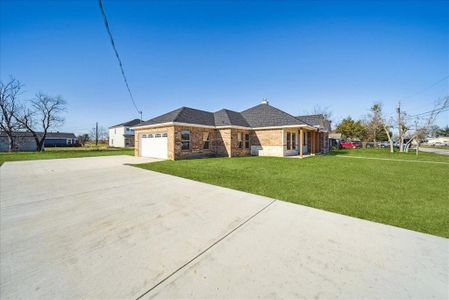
0 148 134 166
134 149 449 238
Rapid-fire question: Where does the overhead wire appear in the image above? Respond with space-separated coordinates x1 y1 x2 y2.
98 0 142 118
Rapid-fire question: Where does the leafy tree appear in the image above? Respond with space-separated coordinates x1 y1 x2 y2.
335 117 367 141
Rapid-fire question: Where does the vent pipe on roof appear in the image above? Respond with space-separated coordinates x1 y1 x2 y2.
261 98 269 105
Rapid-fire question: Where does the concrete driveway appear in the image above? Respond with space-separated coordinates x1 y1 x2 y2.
1 155 447 299
420 147 449 156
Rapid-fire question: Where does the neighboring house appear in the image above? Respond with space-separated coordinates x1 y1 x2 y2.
329 132 342 149
0 131 77 152
131 100 330 160
108 119 142 148
425 137 449 145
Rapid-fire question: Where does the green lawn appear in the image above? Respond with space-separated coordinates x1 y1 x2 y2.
0 148 134 166
134 149 449 238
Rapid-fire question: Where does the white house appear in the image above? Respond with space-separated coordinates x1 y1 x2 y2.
108 119 142 148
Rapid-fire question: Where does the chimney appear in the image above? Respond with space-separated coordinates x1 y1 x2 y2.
261 98 269 105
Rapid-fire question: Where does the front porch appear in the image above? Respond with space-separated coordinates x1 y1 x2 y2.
283 127 324 158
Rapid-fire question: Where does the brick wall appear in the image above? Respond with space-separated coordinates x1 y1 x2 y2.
134 126 175 159
173 126 217 159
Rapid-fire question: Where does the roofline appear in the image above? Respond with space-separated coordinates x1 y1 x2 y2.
131 122 315 131
252 124 316 130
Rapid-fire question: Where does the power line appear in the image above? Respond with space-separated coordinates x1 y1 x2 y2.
404 107 449 119
98 0 142 119
400 74 449 101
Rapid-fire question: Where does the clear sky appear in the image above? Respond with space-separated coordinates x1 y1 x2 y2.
1 0 448 134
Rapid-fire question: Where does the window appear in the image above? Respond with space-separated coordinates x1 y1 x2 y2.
162 133 168 137
67 138 72 145
238 132 243 148
148 134 154 138
244 134 250 149
203 132 210 149
292 133 296 150
287 132 291 150
155 133 161 138
142 134 147 138
181 131 190 150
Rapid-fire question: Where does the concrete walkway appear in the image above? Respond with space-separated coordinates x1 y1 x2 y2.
1 156 447 299
420 147 449 156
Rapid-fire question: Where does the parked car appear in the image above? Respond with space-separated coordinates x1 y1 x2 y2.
340 141 361 149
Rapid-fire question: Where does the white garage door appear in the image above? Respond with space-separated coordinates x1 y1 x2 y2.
140 133 168 159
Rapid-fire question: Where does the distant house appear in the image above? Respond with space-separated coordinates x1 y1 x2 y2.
131 101 331 160
0 131 77 152
108 119 142 148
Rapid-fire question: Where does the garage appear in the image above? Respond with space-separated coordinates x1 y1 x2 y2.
140 132 168 159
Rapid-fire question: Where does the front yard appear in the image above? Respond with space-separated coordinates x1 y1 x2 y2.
0 148 134 166
135 149 449 238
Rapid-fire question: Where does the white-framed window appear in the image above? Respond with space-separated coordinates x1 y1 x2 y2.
142 134 147 138
244 133 250 149
67 138 72 145
162 133 168 137
292 133 296 150
181 131 190 150
203 132 210 149
155 133 161 138
238 132 243 148
148 134 154 138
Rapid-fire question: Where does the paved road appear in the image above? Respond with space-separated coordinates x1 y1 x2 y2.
420 147 449 156
1 156 447 299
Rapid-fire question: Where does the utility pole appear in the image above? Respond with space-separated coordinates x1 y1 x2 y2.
139 111 143 122
397 102 403 152
95 122 99 146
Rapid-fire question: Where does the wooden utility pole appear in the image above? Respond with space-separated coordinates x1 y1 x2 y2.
95 122 99 146
397 102 403 152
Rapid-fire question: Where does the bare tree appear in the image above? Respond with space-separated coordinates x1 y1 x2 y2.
383 117 395 153
0 77 23 151
89 123 108 146
404 97 449 155
77 134 90 146
15 93 66 151
365 103 384 147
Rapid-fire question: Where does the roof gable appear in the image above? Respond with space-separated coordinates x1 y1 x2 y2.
110 118 142 129
214 109 250 127
138 107 215 127
240 103 303 128
296 114 331 131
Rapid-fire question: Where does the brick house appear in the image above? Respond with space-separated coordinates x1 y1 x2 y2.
132 100 330 160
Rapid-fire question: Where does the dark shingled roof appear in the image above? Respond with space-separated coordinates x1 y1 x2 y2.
136 102 318 129
296 114 331 131
110 118 142 129
0 131 76 139
240 103 304 128
214 109 250 127
139 107 215 127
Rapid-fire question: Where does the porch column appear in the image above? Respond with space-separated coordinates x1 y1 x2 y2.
299 128 303 158
311 131 315 154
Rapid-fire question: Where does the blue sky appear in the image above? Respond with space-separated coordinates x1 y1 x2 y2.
1 0 448 134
